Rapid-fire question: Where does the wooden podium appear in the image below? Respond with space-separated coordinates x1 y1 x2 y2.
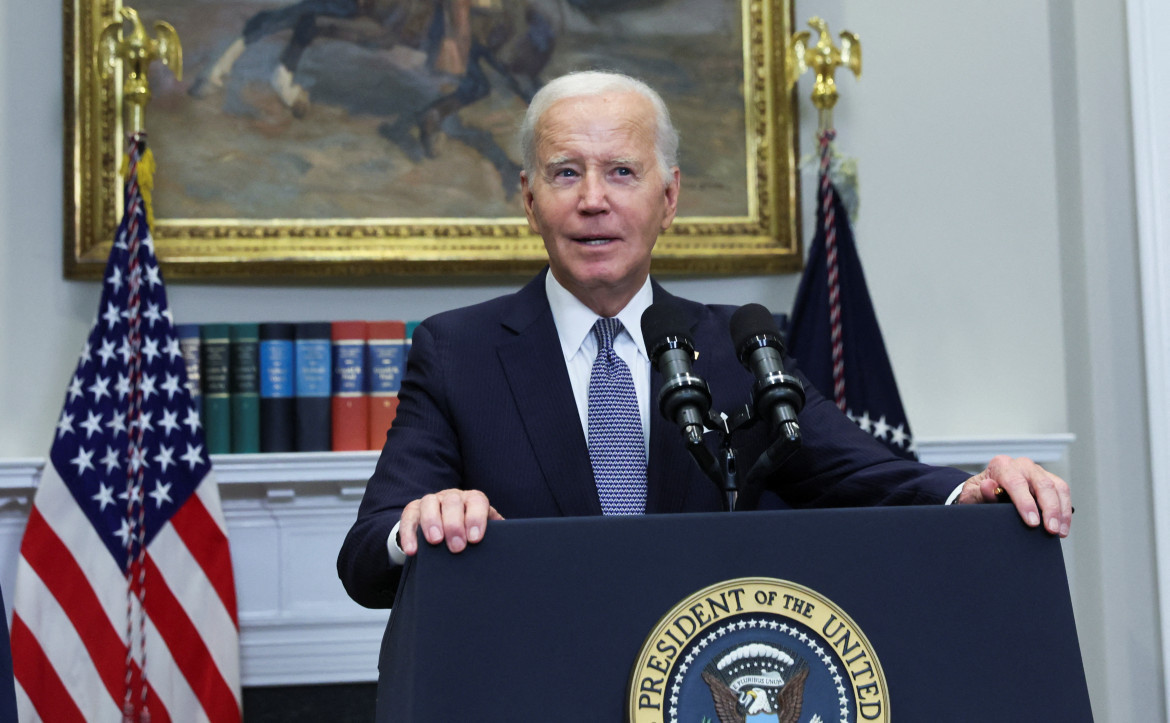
377 505 1091 721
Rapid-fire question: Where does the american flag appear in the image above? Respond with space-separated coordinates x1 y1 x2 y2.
10 137 241 721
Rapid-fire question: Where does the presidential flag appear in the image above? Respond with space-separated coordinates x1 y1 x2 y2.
11 136 241 722
787 131 918 460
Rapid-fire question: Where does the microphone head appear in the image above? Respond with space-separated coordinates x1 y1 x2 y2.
641 301 696 361
729 303 785 364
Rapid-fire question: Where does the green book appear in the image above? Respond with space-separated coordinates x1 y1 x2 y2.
230 323 261 453
200 323 232 455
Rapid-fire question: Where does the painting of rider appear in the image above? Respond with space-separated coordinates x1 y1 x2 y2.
137 0 753 224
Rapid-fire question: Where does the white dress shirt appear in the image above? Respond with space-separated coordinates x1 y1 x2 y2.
544 271 654 456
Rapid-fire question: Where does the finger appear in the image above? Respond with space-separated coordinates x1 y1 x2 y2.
438 489 471 553
462 490 492 545
988 456 1042 529
975 474 1002 503
417 492 446 547
1025 466 1065 536
1049 471 1073 537
399 500 421 556
488 506 505 521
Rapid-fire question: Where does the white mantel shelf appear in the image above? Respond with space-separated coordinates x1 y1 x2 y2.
0 434 1074 687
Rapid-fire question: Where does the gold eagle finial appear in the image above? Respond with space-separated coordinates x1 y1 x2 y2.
98 6 183 134
787 17 861 129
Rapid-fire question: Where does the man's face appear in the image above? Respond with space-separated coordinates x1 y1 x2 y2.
522 91 680 316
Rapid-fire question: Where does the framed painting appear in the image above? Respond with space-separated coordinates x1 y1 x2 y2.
65 0 801 279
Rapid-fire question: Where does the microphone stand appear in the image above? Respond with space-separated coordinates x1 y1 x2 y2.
679 403 803 512
678 404 750 512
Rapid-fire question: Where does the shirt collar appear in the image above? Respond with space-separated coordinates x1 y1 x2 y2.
545 271 653 360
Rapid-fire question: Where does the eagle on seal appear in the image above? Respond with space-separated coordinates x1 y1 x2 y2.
702 664 810 723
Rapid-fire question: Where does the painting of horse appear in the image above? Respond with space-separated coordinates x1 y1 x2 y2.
141 0 749 222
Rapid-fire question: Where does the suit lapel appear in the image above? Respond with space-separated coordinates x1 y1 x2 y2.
497 272 603 517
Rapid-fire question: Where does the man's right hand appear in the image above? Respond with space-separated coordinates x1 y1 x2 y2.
398 489 503 556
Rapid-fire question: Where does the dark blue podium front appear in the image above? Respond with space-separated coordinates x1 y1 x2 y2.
377 505 1091 721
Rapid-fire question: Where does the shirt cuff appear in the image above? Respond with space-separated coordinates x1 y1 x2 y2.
944 483 963 505
387 521 407 566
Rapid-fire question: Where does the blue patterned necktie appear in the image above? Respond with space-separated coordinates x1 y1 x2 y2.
587 317 648 515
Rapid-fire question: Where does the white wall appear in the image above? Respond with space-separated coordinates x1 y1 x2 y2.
0 0 1161 718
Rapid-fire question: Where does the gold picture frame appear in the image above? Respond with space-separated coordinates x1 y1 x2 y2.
65 0 800 280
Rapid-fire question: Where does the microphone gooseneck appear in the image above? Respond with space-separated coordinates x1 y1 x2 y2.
730 303 807 510
729 303 806 442
641 302 712 447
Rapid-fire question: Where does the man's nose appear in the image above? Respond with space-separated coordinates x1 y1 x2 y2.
577 173 609 213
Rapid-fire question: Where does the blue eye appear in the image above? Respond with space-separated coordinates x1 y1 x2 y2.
554 168 578 178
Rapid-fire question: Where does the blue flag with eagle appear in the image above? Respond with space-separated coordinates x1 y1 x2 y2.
787 139 917 460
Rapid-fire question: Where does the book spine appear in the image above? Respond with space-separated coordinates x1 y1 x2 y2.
405 321 420 354
367 321 406 450
331 321 369 452
259 323 296 453
295 322 333 452
230 323 261 454
200 323 232 455
176 323 202 419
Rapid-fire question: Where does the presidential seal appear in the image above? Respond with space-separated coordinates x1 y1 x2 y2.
628 578 889 723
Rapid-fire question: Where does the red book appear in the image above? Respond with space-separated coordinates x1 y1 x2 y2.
367 321 407 450
331 321 369 451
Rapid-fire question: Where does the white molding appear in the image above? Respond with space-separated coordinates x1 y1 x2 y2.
1128 0 1170 713
0 435 1076 686
209 450 380 485
238 613 389 686
915 434 1075 468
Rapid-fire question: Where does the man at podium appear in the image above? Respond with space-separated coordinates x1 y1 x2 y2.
337 71 1072 609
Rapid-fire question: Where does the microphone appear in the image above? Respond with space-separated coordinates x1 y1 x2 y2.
641 302 712 447
729 303 805 446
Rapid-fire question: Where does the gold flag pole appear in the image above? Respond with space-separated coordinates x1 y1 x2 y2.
98 6 183 137
787 16 861 132
97 6 182 227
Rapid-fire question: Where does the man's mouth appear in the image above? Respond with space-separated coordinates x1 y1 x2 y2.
573 236 618 246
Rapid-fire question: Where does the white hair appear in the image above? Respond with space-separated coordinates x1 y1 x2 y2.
518 71 679 183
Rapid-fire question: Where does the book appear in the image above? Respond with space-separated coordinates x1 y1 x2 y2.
331 321 369 451
199 323 232 455
176 323 202 418
405 321 421 351
259 322 296 453
295 322 333 452
367 321 406 450
230 323 261 453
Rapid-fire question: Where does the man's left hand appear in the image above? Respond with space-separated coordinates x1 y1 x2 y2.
955 455 1072 537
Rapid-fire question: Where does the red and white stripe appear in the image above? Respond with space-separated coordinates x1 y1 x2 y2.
11 463 241 722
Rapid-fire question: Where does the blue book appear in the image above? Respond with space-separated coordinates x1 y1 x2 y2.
259 323 296 453
295 322 333 452
176 323 202 418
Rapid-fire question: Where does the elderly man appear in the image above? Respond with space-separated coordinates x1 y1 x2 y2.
337 71 1072 609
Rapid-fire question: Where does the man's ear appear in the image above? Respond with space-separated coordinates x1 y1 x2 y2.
520 171 540 234
660 167 681 231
